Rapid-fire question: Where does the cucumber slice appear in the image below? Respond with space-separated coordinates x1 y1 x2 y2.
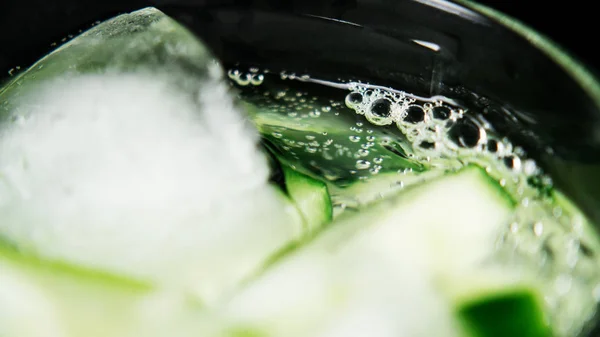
458 289 551 337
282 165 332 232
327 169 445 213
0 246 205 337
242 92 426 185
219 167 513 337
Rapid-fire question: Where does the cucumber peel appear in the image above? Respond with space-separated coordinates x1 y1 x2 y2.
220 167 514 337
0 245 155 337
458 289 551 337
242 98 427 185
282 164 332 232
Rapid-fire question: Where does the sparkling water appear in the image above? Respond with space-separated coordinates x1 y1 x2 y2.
229 68 600 337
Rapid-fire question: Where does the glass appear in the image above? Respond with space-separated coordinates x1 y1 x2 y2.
1 0 599 336
3 0 597 226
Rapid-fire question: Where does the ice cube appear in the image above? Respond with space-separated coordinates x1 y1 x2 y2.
0 8 303 303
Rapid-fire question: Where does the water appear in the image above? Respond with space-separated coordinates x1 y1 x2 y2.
228 68 600 337
1 6 600 337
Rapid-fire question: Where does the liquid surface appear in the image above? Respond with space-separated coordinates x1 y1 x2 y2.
229 68 600 337
1 7 599 337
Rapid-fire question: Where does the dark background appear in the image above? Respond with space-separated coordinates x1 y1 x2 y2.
478 2 598 73
0 0 597 76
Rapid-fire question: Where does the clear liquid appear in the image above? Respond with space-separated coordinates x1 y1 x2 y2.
229 68 600 337
2 6 599 336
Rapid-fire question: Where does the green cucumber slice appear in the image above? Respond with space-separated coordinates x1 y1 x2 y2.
220 167 513 337
458 289 551 337
327 169 445 213
0 246 199 337
282 164 332 232
242 92 427 185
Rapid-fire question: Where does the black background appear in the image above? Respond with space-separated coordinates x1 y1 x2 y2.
0 0 597 76
477 2 598 74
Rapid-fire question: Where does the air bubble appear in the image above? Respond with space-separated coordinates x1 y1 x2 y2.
448 119 481 148
322 150 334 161
366 135 376 142
309 110 321 118
227 69 240 80
346 92 363 107
503 156 521 171
237 73 251 86
534 222 544 236
432 106 451 120
349 136 361 143
321 106 332 113
271 132 282 139
373 157 383 164
523 159 538 176
486 139 500 153
250 74 264 86
305 147 318 154
368 99 391 118
419 141 436 150
404 105 425 124
355 160 371 170
358 149 369 157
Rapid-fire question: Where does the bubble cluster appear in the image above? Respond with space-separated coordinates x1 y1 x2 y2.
227 68 264 86
344 82 600 337
344 84 542 185
229 71 600 333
